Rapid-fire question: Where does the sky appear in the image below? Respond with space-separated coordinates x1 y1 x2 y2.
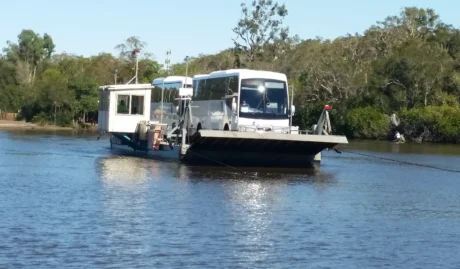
1 0 459 66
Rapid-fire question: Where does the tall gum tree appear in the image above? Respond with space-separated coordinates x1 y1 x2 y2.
232 0 289 67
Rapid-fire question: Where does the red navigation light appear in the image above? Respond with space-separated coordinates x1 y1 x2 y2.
325 105 331 111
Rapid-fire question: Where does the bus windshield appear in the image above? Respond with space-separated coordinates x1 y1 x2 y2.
239 79 288 119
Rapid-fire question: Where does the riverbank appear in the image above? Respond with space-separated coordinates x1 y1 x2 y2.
0 120 98 132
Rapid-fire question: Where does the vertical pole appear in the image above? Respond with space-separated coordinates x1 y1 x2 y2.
184 56 189 86
135 53 139 84
289 85 294 127
160 79 164 124
160 50 171 124
54 101 56 131
184 56 189 120
114 69 118 85
181 124 186 146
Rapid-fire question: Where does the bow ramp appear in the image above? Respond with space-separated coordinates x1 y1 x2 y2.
181 130 348 168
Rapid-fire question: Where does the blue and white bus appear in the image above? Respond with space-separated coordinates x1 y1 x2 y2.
190 69 294 133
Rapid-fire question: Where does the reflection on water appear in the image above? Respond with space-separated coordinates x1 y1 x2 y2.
98 156 149 187
1 130 460 268
232 181 272 263
225 178 282 264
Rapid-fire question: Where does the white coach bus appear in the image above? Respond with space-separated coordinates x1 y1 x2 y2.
190 69 295 133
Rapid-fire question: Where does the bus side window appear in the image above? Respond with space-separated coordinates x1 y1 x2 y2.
204 79 214 100
197 80 207 100
194 81 200 98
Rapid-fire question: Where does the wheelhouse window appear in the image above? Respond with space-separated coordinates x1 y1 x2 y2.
117 95 130 114
116 94 145 115
131 95 144 115
239 79 288 119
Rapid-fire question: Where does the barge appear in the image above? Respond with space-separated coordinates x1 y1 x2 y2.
97 69 348 168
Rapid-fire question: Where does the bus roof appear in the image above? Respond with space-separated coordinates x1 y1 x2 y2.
192 69 287 81
152 76 193 85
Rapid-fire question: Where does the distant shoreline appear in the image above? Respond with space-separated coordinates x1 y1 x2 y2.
0 120 98 132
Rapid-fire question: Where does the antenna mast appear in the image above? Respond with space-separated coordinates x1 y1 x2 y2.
126 47 141 85
160 50 171 123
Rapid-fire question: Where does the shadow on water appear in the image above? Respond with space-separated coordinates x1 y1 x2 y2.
177 164 336 184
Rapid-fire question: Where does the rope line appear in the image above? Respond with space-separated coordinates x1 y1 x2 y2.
338 148 460 174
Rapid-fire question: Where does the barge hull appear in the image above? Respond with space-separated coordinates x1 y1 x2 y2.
109 141 180 161
180 130 348 168
181 149 317 168
108 130 348 168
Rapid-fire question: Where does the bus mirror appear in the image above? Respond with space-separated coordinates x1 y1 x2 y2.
291 105 295 116
232 98 237 113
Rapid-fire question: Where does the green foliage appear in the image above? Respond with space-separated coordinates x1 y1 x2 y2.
345 107 391 139
0 85 23 112
1 33 160 127
18 68 74 125
31 112 50 126
139 59 162 83
399 106 460 143
43 34 55 58
37 69 72 106
292 102 325 130
2 29 56 87
0 58 23 111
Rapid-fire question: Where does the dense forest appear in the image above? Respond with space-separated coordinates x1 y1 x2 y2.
1 1 460 143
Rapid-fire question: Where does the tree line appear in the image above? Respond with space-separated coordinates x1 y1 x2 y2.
0 34 163 126
1 1 459 143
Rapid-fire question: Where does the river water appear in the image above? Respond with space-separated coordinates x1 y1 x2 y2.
1 130 460 268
